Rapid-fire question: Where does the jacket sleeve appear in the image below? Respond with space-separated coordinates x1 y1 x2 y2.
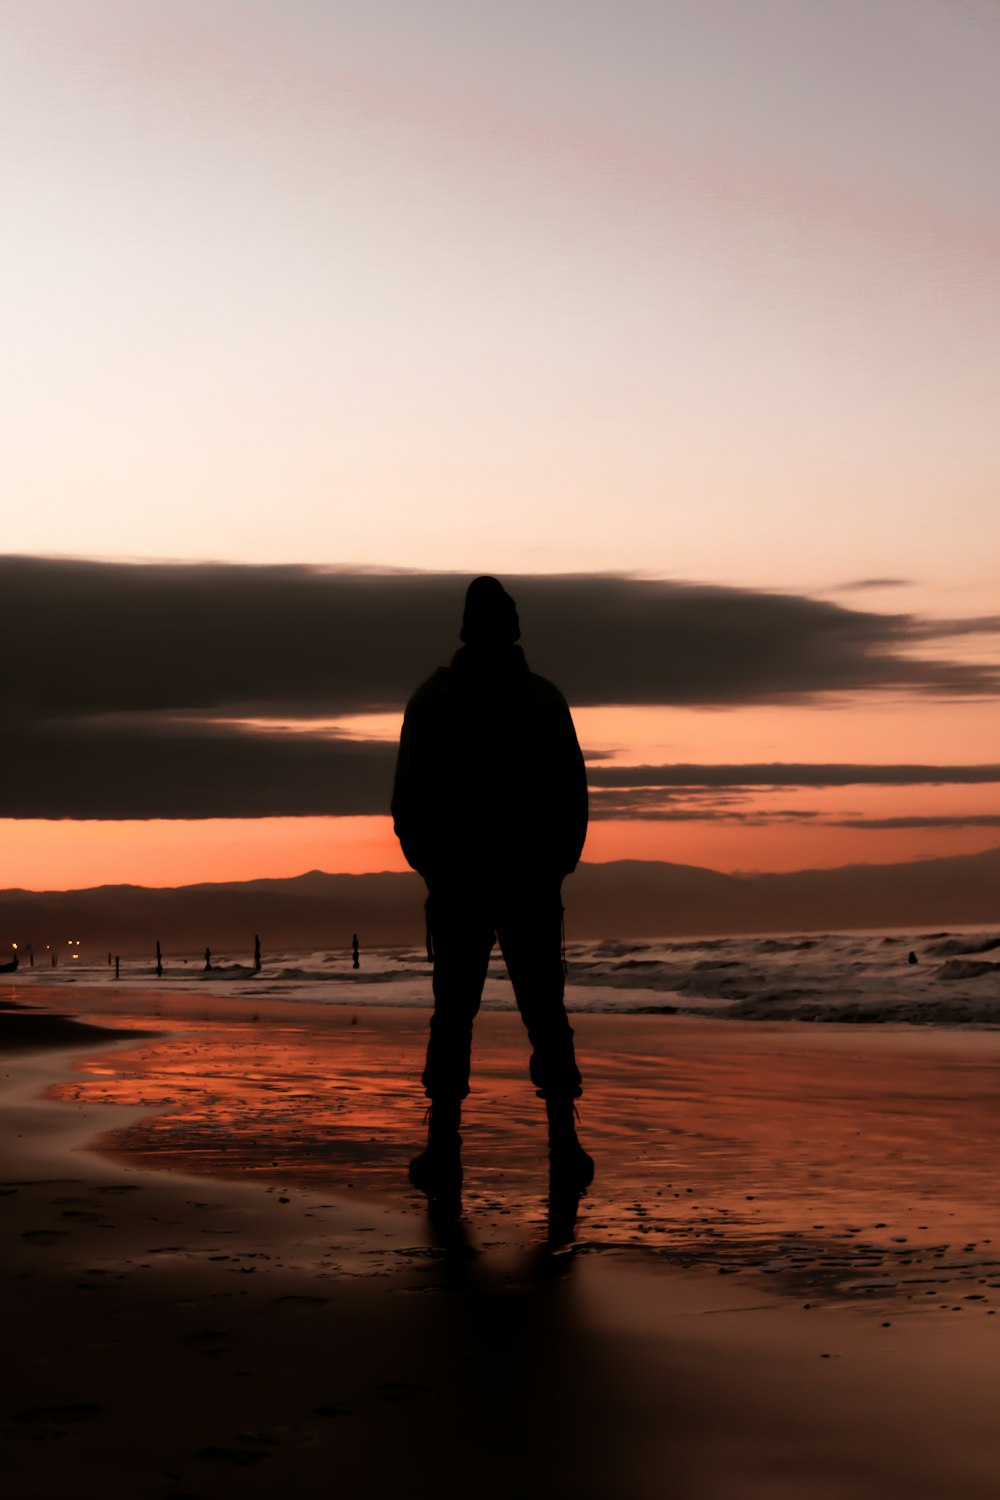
553 691 589 876
390 700 427 877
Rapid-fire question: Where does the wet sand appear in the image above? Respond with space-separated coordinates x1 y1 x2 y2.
2 982 999 1498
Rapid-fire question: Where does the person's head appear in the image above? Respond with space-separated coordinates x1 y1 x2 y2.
460 576 520 647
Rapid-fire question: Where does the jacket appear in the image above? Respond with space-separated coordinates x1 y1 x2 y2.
391 644 588 888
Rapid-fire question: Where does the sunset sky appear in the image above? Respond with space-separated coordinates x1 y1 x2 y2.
3 0 998 890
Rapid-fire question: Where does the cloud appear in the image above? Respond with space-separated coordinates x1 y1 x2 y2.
831 578 911 592
588 763 1000 823
588 785 754 821
903 615 1000 641
5 720 999 823
588 792 1000 830
4 557 998 818
588 789 822 823
7 557 999 722
587 763 1000 788
2 718 398 819
834 815 1000 830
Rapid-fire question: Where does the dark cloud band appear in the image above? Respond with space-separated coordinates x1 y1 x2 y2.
1 719 398 820
4 557 998 819
834 815 1000 830
6 556 998 723
5 711 999 821
588 763 1000 788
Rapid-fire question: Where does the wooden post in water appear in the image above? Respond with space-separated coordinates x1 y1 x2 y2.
155 940 163 978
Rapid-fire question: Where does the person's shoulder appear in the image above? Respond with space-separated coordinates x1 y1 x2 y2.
526 669 568 702
526 671 571 713
404 667 455 715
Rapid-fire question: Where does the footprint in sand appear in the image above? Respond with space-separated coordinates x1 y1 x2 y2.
196 1428 302 1465
20 1229 69 1244
184 1330 233 1357
14 1403 102 1424
375 1381 427 1403
196 1445 269 1467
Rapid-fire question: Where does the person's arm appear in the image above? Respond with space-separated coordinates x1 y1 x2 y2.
551 689 589 877
563 705 587 876
390 702 427 877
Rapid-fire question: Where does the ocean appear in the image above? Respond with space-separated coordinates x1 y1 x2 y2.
15 926 1000 1026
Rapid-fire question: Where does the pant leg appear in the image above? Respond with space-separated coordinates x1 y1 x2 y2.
495 884 583 1100
422 889 495 1101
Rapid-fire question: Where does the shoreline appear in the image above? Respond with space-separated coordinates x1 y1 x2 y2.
2 986 999 1497
10 920 1000 1033
7 983 1000 1291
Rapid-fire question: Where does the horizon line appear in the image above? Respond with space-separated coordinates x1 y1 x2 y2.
4 843 999 897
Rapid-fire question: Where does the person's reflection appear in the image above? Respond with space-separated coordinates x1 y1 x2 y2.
546 1171 584 1256
421 1167 584 1297
410 1179 605 1497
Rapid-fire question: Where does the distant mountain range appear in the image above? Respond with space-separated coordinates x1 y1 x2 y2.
2 847 998 959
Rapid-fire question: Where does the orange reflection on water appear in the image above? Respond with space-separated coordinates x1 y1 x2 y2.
44 991 1000 1306
50 1002 425 1199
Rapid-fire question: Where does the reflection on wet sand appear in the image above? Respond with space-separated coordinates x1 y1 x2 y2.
43 994 1000 1309
4 987 1000 1498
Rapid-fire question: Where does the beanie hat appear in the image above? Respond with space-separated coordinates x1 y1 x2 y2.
460 576 521 645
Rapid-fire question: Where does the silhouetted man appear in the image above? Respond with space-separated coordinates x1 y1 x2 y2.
392 576 594 1198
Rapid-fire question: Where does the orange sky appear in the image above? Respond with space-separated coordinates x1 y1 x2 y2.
2 697 998 890
2 5 997 891
3 787 998 892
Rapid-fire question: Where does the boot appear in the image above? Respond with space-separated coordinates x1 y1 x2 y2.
546 1096 595 1193
408 1098 463 1198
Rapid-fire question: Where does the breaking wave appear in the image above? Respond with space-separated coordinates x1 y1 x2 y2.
18 928 1000 1029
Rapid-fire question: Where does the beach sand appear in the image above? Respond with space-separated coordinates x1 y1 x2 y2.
2 981 999 1498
